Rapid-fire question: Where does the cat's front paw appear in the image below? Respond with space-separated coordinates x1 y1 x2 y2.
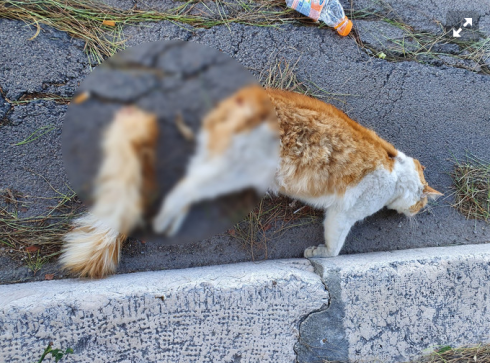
152 203 189 236
304 245 336 258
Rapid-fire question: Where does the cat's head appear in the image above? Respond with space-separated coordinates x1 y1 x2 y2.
388 152 443 217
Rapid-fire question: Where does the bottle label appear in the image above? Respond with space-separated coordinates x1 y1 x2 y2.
289 0 325 22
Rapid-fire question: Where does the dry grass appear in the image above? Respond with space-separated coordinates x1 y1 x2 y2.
0 0 308 63
414 344 490 362
321 344 490 363
229 195 322 260
2 0 487 72
8 93 71 106
451 156 490 222
260 58 309 94
0 185 84 271
259 57 357 103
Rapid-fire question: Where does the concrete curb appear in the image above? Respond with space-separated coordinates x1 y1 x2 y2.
299 244 490 362
2 244 490 362
0 259 328 362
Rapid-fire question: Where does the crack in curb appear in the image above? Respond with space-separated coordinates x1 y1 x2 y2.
294 259 348 363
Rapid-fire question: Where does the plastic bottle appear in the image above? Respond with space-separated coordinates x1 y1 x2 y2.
285 0 353 37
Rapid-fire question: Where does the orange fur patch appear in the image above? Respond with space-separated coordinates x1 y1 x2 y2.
266 88 398 197
61 214 127 278
413 159 427 186
203 85 278 155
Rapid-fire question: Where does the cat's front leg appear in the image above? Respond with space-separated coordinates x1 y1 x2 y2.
153 161 256 236
153 178 193 235
304 209 354 258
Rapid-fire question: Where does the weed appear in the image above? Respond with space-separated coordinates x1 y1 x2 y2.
1 0 487 73
0 182 83 263
348 2 490 74
260 58 309 94
259 56 358 103
36 342 73 363
451 155 490 222
25 250 56 275
12 124 56 146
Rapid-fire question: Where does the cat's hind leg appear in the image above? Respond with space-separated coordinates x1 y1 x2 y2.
153 155 271 235
304 208 354 258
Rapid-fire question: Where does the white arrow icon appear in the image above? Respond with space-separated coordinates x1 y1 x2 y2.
453 28 462 37
463 18 473 27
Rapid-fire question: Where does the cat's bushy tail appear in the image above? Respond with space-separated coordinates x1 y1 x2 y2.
60 106 158 278
59 214 127 278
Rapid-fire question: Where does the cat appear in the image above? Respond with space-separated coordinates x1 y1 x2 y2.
61 85 442 278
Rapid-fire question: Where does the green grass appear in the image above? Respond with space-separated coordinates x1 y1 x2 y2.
25 249 59 275
12 124 56 146
451 156 490 222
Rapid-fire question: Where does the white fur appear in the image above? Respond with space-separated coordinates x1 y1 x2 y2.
304 152 426 257
153 122 280 234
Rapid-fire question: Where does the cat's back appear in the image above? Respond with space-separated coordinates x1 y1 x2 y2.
265 88 398 197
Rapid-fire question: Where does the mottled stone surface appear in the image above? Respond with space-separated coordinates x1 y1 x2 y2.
344 0 490 36
299 244 490 362
0 93 9 121
0 19 89 100
0 259 328 362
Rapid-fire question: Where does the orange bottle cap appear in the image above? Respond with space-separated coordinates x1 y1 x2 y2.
334 16 353 37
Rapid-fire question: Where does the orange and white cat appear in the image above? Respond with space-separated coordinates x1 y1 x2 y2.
61 86 442 278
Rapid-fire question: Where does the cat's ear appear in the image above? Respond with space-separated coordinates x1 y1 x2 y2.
423 185 443 200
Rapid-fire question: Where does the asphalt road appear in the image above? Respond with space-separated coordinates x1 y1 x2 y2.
0 0 489 283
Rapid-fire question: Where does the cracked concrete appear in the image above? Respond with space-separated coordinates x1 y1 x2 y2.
0 1 489 361
125 21 490 254
3 245 490 362
0 101 71 218
0 19 89 100
344 0 490 37
0 92 10 121
63 40 260 245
